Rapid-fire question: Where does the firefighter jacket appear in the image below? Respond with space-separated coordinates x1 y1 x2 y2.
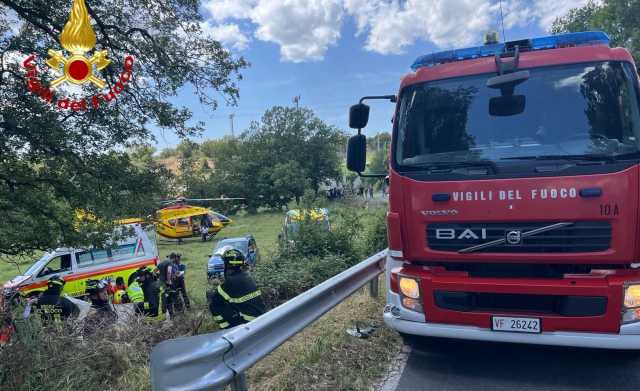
140 279 160 317
209 269 266 329
34 290 79 325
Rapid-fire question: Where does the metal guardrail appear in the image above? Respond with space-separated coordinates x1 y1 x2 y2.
150 249 388 391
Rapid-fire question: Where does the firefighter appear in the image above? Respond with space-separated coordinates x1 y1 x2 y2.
208 247 266 329
130 266 160 318
33 276 79 325
86 279 113 312
84 279 116 331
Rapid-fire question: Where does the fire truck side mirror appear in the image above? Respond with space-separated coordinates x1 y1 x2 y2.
347 134 367 173
349 103 370 129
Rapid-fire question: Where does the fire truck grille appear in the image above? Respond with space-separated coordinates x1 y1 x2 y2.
434 291 608 316
427 221 611 253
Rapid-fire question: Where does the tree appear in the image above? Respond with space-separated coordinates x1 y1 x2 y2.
0 0 247 255
552 0 640 62
176 139 200 159
128 144 156 169
269 161 309 205
206 107 345 211
243 106 344 193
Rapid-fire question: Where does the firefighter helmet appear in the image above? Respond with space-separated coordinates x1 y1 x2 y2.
47 275 66 289
220 246 247 269
85 279 108 295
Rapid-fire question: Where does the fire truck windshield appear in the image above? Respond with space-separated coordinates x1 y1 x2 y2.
395 61 640 170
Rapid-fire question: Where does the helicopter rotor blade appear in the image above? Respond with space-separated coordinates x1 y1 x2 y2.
160 198 245 205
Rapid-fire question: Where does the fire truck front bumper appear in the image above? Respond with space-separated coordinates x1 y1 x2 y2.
384 310 640 350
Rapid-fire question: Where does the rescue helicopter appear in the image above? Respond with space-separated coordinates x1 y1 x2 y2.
154 197 244 242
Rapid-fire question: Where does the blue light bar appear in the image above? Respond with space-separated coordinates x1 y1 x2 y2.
411 31 610 71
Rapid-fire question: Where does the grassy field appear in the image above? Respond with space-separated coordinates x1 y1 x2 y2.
155 211 283 302
0 211 284 294
0 206 400 390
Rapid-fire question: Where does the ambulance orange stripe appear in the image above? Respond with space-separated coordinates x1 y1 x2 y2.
19 257 158 292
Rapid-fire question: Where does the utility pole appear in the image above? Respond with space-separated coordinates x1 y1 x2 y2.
229 114 235 138
293 95 301 109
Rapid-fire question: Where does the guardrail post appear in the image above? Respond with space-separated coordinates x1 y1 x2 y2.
231 373 248 391
369 276 379 298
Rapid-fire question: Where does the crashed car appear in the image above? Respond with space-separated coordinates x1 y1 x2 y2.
207 235 259 280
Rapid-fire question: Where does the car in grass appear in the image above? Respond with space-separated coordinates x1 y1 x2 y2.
207 235 260 279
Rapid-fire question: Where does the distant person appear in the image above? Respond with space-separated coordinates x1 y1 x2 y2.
33 276 79 325
112 277 127 304
208 247 266 329
200 224 209 241
130 266 160 318
168 254 191 312
156 255 172 314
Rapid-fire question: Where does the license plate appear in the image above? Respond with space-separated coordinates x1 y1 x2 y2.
491 316 541 333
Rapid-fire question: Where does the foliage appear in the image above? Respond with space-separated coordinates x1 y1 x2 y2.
157 148 178 159
0 0 248 256
204 107 346 211
176 139 201 159
552 0 640 62
0 308 215 390
253 205 386 307
363 208 387 254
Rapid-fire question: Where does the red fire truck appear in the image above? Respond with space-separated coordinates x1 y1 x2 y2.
347 31 640 349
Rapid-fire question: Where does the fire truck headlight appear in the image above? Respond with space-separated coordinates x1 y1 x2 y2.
401 297 423 312
624 285 640 309
622 285 640 323
399 277 420 299
622 308 640 323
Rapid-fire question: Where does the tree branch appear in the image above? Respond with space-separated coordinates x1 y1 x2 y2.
0 0 61 42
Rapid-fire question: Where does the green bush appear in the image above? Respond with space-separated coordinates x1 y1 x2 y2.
252 205 387 308
363 208 387 255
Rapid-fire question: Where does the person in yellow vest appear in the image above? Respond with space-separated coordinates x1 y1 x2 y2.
128 266 160 318
111 277 127 305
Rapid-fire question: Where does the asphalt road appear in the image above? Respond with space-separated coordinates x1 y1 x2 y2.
395 336 640 391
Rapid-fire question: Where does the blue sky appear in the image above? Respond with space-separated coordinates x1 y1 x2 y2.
154 0 589 150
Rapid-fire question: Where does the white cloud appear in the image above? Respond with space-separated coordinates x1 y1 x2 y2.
529 0 591 29
500 0 534 29
344 0 497 54
251 0 344 62
203 0 254 21
198 0 595 61
200 22 250 50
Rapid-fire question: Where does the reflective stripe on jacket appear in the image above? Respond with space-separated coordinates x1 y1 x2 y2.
127 282 144 303
209 270 266 329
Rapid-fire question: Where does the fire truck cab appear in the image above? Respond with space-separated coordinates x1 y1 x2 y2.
347 32 640 349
